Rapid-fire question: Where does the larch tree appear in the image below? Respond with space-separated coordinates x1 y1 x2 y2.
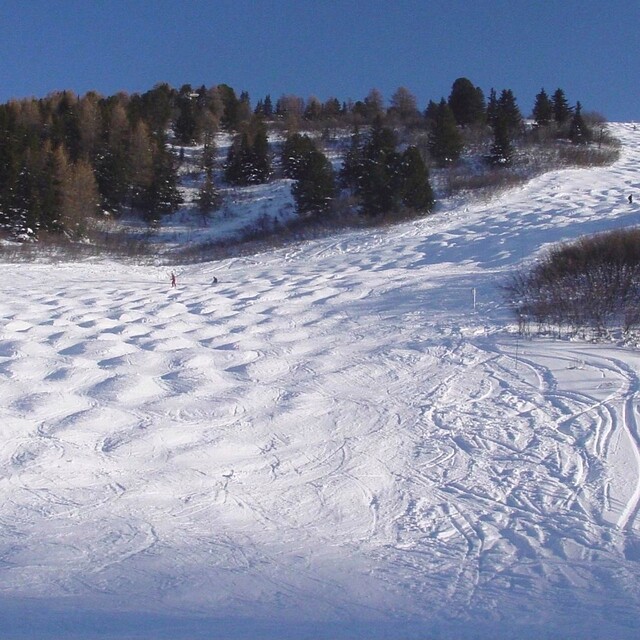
389 86 420 124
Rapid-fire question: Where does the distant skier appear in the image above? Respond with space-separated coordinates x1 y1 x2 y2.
629 194 634 204
170 271 176 288
212 276 218 284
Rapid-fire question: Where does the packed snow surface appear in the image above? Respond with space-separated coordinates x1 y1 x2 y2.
2 124 640 639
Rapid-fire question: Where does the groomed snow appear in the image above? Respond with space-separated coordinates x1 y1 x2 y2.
1 124 640 639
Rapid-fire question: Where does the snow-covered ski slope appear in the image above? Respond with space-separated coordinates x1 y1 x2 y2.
2 124 640 639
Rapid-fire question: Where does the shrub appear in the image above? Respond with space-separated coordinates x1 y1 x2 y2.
504 228 640 336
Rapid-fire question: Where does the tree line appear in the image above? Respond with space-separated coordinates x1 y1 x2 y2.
0 79 602 241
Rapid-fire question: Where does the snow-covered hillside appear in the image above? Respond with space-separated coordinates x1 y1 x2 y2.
1 123 640 639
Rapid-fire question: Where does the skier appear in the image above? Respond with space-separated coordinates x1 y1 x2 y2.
629 194 633 204
170 271 176 288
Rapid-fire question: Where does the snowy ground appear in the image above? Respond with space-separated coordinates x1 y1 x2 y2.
1 124 640 639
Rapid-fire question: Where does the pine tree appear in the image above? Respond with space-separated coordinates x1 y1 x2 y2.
37 144 64 233
489 115 514 166
263 94 273 118
303 97 323 121
218 84 241 130
532 88 554 127
291 148 335 216
196 169 221 214
77 93 102 161
140 141 182 222
496 89 523 137
95 101 131 215
356 117 400 216
339 126 363 190
397 146 434 212
281 133 318 179
51 91 82 162
174 87 199 145
486 88 499 128
427 99 463 166
12 152 41 237
0 105 22 230
448 78 486 127
249 124 271 183
224 120 271 186
568 101 592 144
552 88 573 125
141 83 175 136
423 100 439 129
322 97 341 120
200 133 216 174
223 134 245 185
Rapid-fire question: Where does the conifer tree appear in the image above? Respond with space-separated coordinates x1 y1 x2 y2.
448 78 486 127
356 117 400 216
532 88 554 127
362 89 385 122
218 84 241 130
223 133 247 185
51 91 82 162
291 148 335 216
423 100 439 129
552 88 573 125
339 126 363 190
56 148 100 237
281 133 317 179
140 140 182 222
249 123 271 183
397 146 434 212
37 144 64 233
322 98 341 120
303 97 323 121
197 169 221 214
95 101 131 215
496 89 523 137
486 88 499 127
489 115 514 166
77 93 102 161
200 133 216 174
427 99 463 166
141 83 175 136
389 87 420 124
12 152 41 237
196 130 220 214
224 120 271 186
174 86 199 145
254 94 274 118
568 101 592 144
129 120 154 212
237 91 252 124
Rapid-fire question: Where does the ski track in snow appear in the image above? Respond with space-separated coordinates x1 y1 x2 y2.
1 123 640 638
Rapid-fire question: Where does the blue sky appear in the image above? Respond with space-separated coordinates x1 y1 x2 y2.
0 0 637 121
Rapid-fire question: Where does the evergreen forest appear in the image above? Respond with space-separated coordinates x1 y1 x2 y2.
0 79 618 253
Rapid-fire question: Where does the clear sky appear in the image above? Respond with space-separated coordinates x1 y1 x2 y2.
0 0 637 121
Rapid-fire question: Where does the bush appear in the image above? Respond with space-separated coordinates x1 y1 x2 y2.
504 228 640 337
